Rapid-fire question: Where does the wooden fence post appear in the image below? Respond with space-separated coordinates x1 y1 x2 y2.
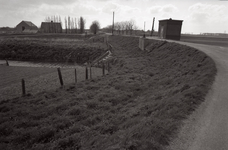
5 59 9 66
75 68 77 84
22 79 26 96
107 62 110 72
90 64 92 79
85 66 88 80
57 68 64 86
102 62 105 76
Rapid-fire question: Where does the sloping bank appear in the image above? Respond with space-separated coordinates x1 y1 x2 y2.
0 37 107 64
0 35 216 150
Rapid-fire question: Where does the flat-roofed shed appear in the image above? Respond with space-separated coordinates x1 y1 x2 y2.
158 18 183 40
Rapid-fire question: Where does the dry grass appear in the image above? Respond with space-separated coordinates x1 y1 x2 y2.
0 65 103 100
0 35 216 150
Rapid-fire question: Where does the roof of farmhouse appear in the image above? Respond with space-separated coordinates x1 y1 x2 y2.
22 21 37 27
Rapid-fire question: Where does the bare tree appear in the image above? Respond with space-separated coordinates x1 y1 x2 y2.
78 17 86 34
124 21 130 34
128 19 135 35
71 18 74 33
68 16 71 33
44 16 49 22
45 16 51 22
133 25 139 35
90 20 100 34
65 17 68 34
75 18 77 33
120 22 126 34
103 25 113 33
45 16 61 23
59 16 62 27
114 22 121 34
111 19 137 35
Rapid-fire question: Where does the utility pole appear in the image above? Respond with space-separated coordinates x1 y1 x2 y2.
112 11 115 35
143 21 146 38
151 17 155 36
144 21 145 31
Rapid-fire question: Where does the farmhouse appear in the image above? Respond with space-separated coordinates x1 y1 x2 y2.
40 21 62 33
15 21 38 33
158 18 183 40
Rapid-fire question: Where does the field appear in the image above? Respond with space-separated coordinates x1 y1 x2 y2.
0 65 103 100
181 34 228 47
0 34 107 64
0 34 107 100
0 35 216 149
0 33 94 40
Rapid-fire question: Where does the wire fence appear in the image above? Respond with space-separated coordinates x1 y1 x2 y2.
0 35 113 101
0 64 110 101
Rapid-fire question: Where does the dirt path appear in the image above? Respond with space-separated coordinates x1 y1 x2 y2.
165 42 228 150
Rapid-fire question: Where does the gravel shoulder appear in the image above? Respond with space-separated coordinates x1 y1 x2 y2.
165 42 228 150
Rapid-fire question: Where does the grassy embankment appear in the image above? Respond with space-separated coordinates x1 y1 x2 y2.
0 35 216 150
0 35 107 64
0 35 107 100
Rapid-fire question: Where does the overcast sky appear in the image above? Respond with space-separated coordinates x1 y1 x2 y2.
0 0 227 34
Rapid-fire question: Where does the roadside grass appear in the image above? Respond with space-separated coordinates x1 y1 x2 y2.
0 35 216 149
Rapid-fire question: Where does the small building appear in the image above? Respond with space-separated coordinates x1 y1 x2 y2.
158 18 183 40
40 21 62 33
15 21 38 33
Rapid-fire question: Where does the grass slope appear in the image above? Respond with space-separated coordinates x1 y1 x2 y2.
0 66 103 101
0 36 216 150
0 66 57 88
0 37 106 64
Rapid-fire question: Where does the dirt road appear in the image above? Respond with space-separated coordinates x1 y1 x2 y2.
165 41 228 150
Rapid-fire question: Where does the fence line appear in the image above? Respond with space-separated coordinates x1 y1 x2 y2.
0 35 113 100
0 66 104 100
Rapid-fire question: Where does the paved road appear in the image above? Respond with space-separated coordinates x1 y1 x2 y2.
107 35 228 149
163 41 228 150
109 34 228 149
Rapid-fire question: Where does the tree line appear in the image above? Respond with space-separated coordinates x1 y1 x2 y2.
44 16 62 25
44 16 100 34
44 16 86 34
64 16 86 34
44 16 139 35
103 19 138 35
